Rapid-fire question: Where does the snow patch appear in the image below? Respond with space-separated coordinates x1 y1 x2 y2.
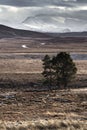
41 43 46 45
22 45 28 48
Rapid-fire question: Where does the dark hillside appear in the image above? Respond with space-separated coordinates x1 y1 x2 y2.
0 24 49 38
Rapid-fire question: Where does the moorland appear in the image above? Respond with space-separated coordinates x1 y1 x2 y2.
0 25 87 130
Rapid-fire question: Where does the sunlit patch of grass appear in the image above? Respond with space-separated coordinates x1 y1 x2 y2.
0 121 6 130
1 119 86 130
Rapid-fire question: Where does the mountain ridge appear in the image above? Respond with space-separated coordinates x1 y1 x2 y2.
0 24 49 38
0 24 87 39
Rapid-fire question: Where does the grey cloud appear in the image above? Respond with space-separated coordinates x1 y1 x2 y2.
0 0 78 7
0 0 87 32
77 0 87 3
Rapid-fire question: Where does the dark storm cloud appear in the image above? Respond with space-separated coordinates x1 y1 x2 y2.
0 0 77 7
0 0 34 7
77 0 87 3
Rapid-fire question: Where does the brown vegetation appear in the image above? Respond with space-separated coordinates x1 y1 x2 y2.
0 34 87 129
0 88 87 129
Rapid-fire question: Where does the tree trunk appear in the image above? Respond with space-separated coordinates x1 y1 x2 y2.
64 82 68 89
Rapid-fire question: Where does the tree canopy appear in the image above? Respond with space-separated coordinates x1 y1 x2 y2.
42 52 77 89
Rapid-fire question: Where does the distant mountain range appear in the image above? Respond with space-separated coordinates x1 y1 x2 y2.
48 32 87 37
0 24 87 39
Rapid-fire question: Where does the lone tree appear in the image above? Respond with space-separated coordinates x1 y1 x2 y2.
42 55 53 88
42 52 77 89
52 52 77 88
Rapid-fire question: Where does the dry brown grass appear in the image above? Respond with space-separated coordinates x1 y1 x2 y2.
0 58 86 88
0 119 86 130
0 38 87 129
0 59 86 74
0 59 42 73
75 60 87 74
0 37 87 53
0 89 87 122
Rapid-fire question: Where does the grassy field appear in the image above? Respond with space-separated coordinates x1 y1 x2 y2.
0 37 87 53
0 59 86 74
0 88 87 129
0 37 87 129
0 58 86 130
0 59 86 88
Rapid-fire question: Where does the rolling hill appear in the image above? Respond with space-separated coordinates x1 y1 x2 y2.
0 24 49 39
0 24 87 39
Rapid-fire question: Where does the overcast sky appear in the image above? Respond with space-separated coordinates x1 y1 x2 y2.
0 0 87 32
